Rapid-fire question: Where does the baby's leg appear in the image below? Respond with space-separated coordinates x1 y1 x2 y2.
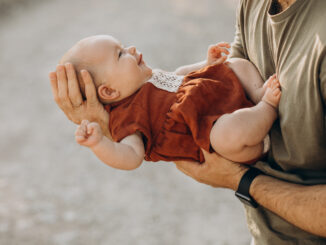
228 58 265 104
210 76 281 163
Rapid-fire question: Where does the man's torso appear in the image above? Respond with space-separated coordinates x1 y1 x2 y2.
230 0 326 243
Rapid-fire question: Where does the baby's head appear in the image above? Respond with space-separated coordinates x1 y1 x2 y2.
60 35 152 104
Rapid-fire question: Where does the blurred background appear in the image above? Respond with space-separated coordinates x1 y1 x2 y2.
0 0 251 244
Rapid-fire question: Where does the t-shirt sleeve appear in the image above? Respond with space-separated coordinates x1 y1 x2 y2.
230 0 248 60
109 104 152 151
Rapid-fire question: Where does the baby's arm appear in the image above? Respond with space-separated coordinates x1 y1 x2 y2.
175 42 230 75
75 120 145 170
227 58 265 104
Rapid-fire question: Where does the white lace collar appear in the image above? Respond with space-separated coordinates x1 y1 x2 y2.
148 69 184 93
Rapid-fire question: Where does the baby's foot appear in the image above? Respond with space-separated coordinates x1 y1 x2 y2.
262 74 281 109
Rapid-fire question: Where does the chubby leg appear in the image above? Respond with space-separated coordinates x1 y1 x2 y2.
210 75 281 163
228 58 265 104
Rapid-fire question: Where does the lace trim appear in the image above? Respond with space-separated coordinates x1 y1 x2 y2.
148 69 184 93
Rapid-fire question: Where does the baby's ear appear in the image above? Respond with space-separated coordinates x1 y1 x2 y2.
97 84 120 102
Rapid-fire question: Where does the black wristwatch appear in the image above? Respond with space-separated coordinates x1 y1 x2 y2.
235 168 263 208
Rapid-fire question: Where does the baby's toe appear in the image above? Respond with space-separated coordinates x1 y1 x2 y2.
273 88 281 96
271 80 281 90
265 75 276 87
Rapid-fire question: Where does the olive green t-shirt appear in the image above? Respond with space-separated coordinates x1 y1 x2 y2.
230 0 326 243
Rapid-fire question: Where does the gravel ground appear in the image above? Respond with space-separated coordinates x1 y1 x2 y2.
0 0 251 244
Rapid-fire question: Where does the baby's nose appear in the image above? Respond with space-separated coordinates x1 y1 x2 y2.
128 46 136 55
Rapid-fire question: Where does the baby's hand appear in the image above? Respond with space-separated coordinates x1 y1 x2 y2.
75 120 103 148
207 42 230 66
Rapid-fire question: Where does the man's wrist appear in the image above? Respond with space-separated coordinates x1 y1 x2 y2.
235 168 264 208
231 166 248 191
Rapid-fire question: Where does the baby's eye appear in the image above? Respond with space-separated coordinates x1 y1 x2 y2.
118 50 122 58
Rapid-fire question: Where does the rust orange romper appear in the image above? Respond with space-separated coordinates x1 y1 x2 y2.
105 64 253 163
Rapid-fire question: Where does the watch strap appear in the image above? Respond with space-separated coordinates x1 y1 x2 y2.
235 168 263 208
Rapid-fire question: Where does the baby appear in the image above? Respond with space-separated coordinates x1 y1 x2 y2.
59 35 281 170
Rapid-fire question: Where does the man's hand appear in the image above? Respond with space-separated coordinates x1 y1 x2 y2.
176 150 326 237
175 149 248 190
207 42 230 66
49 63 111 139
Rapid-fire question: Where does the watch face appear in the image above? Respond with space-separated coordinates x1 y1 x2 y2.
235 192 258 208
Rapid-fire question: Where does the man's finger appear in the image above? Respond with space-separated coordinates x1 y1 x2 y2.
174 160 202 176
201 148 223 164
65 63 83 106
81 70 98 105
49 71 59 102
56 65 72 108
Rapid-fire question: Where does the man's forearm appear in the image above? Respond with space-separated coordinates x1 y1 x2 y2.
174 150 326 237
250 175 326 238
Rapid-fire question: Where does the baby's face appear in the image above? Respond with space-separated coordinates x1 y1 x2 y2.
79 35 152 102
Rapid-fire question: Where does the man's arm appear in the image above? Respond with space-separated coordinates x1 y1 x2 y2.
175 150 326 238
250 174 326 237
